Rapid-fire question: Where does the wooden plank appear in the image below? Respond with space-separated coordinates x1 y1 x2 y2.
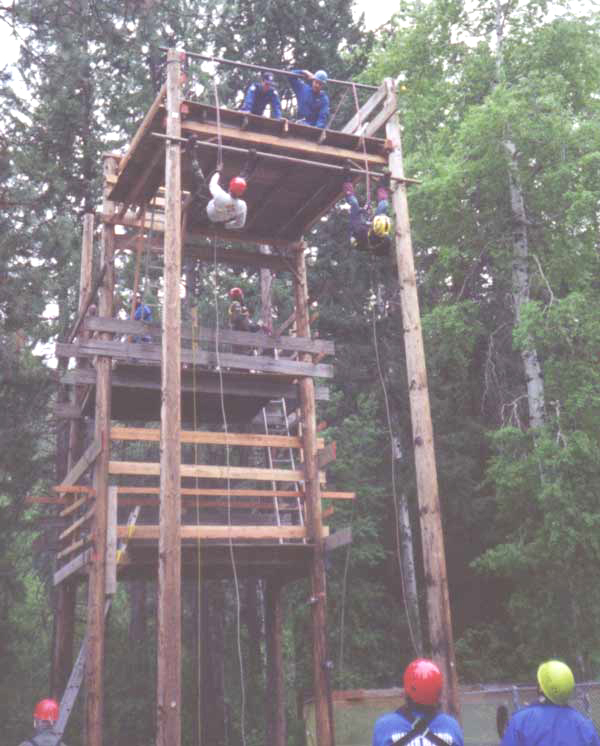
53 485 96 494
117 525 309 540
184 119 387 168
317 441 336 469
323 527 352 553
341 83 388 134
110 426 324 449
105 486 117 595
116 82 166 179
109 460 325 483
26 496 66 505
59 507 95 540
57 537 89 560
85 316 334 356
119 498 301 510
53 549 92 586
185 243 292 272
59 496 89 519
114 486 353 499
58 437 102 488
65 263 108 344
56 339 335 378
364 89 398 138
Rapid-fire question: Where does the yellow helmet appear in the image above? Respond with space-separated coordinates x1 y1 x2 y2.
372 215 391 237
537 660 575 705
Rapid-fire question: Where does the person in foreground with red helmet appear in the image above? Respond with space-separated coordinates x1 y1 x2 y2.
19 699 67 746
500 660 600 746
372 658 464 746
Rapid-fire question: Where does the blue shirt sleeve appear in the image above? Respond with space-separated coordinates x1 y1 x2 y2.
287 69 305 99
500 717 518 746
270 89 282 119
241 83 257 112
316 92 330 128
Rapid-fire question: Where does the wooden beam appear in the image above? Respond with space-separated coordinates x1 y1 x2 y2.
59 507 95 541
115 82 167 179
341 82 388 134
113 486 353 499
65 263 107 344
386 93 459 717
53 549 92 586
56 339 334 378
183 119 387 168
60 494 91 517
293 246 333 746
57 537 89 560
57 437 102 488
108 460 325 483
157 48 183 746
110 426 324 449
85 153 117 746
117 525 314 540
363 86 398 138
84 316 334 356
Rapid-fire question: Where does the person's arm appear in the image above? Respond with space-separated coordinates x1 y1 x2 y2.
287 69 306 98
500 717 517 746
270 90 282 119
209 171 229 202
225 200 247 230
241 83 257 113
316 92 330 129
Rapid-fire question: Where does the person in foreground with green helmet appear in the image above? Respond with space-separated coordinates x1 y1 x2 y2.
501 660 600 745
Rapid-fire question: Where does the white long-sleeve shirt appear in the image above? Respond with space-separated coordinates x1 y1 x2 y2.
206 172 247 230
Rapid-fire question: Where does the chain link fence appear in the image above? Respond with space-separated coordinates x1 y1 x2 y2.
304 682 600 745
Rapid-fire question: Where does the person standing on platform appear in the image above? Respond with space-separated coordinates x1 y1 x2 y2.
500 660 600 746
133 292 153 343
287 68 330 128
372 658 464 746
18 699 68 746
228 287 268 333
342 168 392 256
241 71 282 119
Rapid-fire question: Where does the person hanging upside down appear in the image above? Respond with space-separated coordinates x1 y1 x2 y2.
186 137 259 230
342 168 392 256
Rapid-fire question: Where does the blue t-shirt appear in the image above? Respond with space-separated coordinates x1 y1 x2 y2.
372 706 464 746
501 701 600 746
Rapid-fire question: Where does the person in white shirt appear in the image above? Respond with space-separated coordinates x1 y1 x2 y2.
185 136 258 231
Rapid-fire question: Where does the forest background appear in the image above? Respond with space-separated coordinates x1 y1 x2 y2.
1 0 600 744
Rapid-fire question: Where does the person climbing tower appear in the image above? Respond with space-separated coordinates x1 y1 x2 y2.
185 136 259 230
342 167 392 256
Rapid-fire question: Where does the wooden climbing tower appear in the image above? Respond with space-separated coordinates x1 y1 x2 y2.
47 48 459 746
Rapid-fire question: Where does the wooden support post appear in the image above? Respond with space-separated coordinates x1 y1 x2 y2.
85 159 117 746
293 247 334 746
51 579 77 699
386 91 460 717
265 579 286 746
157 47 183 746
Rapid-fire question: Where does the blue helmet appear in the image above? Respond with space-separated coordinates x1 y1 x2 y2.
314 70 328 85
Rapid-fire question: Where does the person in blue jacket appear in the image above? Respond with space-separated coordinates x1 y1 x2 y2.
287 68 330 128
372 658 464 746
501 660 600 746
133 292 153 343
241 71 282 119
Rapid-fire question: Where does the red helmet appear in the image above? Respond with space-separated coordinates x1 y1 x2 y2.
229 176 247 197
403 659 443 706
229 287 244 301
34 698 59 722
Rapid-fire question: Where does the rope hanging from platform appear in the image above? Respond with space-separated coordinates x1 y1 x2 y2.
351 82 372 212
212 77 224 171
211 234 248 746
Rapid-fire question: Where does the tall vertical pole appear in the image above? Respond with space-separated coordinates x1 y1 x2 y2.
385 80 460 717
52 213 96 699
85 159 116 746
265 579 286 746
293 246 334 746
157 47 183 746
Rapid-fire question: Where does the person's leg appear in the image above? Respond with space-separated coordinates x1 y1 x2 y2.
375 186 389 216
239 149 259 181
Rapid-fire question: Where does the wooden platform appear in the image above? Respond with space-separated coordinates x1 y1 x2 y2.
107 96 389 244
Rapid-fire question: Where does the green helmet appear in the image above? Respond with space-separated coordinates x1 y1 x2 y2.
537 660 575 705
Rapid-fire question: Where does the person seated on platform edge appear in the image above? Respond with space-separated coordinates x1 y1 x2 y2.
133 292 153 343
186 136 259 231
372 658 464 746
241 71 282 120
286 68 330 129
342 167 392 257
18 698 68 746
